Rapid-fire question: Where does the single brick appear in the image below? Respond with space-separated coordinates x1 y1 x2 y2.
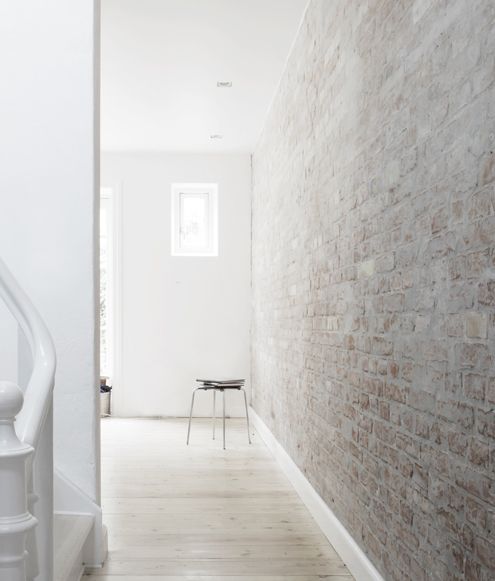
465 312 488 339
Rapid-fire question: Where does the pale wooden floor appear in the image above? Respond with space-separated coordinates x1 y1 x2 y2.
84 417 353 580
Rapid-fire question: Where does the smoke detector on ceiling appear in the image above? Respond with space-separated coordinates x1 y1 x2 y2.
217 81 232 88
210 134 223 140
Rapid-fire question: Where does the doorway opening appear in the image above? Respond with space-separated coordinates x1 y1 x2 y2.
100 186 120 416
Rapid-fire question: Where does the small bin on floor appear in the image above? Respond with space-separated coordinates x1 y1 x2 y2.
100 377 112 417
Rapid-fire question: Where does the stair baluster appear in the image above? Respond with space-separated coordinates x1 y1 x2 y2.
0 381 38 581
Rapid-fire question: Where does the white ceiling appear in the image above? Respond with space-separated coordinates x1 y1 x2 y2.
100 0 308 153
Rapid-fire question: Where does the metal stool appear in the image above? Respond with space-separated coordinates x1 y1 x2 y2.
186 385 251 450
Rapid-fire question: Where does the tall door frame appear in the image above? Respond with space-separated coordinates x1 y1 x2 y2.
100 183 124 416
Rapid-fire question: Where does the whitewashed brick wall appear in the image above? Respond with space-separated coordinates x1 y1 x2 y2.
251 1 495 579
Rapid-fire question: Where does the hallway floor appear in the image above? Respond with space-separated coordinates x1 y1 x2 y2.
84 417 352 580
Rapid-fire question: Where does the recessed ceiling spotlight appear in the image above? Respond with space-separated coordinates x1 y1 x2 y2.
210 134 223 140
217 81 232 88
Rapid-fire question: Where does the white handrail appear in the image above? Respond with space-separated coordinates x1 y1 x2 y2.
0 257 56 447
0 256 57 581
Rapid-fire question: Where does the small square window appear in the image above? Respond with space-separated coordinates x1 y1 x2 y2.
171 183 218 256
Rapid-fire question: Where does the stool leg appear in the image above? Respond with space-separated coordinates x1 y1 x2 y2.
212 389 216 440
186 389 198 445
222 389 226 450
242 388 252 444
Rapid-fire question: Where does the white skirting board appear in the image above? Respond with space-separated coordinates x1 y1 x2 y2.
249 407 384 581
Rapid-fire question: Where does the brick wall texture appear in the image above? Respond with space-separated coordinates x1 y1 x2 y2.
251 1 495 580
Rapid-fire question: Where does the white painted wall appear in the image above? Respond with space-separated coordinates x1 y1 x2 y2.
102 153 251 417
0 1 99 501
0 305 17 383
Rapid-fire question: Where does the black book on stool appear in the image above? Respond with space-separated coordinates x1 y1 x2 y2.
196 378 245 388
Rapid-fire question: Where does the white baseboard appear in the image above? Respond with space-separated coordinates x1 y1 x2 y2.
250 407 384 581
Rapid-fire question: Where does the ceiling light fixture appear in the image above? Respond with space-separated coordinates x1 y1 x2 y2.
217 81 232 88
210 134 223 140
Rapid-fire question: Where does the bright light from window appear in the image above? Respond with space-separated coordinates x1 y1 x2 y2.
180 193 209 249
171 183 218 256
100 187 114 379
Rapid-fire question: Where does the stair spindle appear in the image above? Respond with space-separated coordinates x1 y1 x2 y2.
0 381 38 581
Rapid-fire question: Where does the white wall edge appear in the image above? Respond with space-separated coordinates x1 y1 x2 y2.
250 406 384 581
54 469 107 567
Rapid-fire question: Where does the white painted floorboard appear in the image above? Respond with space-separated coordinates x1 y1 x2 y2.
84 418 353 580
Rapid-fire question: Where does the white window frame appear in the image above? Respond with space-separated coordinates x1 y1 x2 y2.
171 183 218 257
100 187 115 380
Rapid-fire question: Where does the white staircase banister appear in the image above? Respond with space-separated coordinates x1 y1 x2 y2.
0 257 56 448
0 381 38 581
0 256 57 581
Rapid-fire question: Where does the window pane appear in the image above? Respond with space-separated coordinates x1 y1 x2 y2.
180 193 209 250
100 196 112 378
171 183 218 257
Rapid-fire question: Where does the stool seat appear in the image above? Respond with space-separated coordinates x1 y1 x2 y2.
197 385 242 390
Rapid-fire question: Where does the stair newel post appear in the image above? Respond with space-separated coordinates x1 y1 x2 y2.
0 381 38 581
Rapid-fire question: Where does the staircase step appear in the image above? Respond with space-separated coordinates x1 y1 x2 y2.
54 512 94 581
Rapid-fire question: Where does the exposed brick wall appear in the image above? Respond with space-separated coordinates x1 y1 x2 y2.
251 1 495 579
